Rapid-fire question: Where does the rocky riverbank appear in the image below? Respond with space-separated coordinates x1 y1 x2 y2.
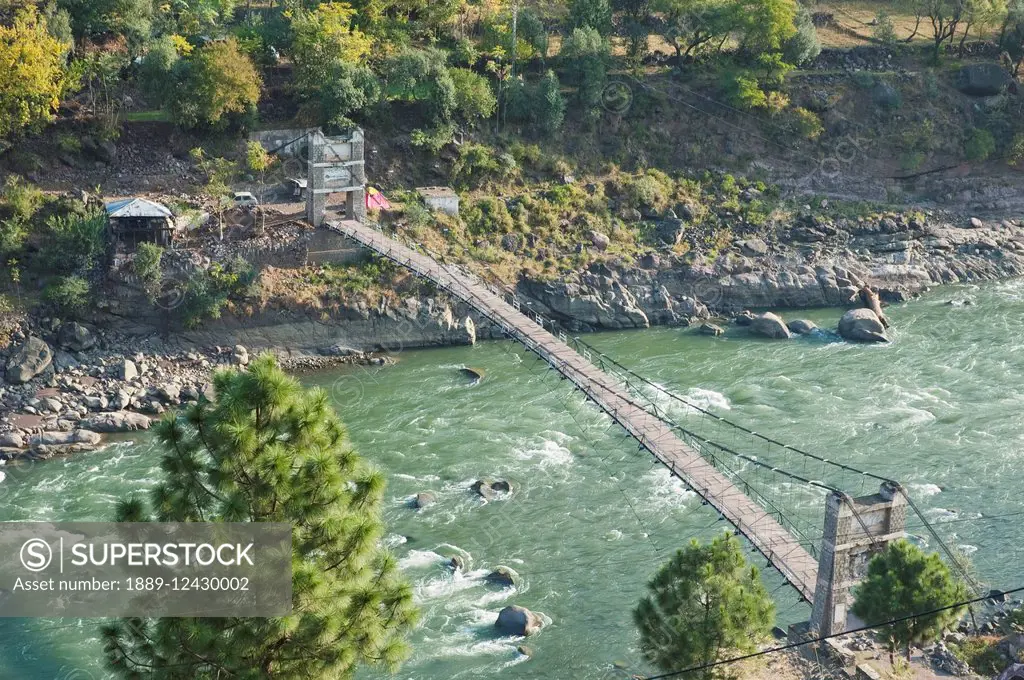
515 210 1024 331
0 317 392 460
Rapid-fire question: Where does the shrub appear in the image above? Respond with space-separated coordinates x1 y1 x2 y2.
43 275 90 317
450 143 518 188
951 638 1006 676
132 242 164 294
873 12 897 43
463 197 516 235
964 128 996 161
168 39 261 130
728 75 768 110
789 107 823 139
40 209 107 274
1009 132 1024 167
852 71 876 88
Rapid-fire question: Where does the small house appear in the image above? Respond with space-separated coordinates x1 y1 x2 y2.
105 198 176 247
417 186 459 216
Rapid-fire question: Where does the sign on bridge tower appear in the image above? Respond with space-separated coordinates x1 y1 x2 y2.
810 481 908 636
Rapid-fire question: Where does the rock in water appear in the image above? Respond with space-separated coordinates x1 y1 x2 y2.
460 367 485 382
57 322 96 351
5 337 52 383
749 312 792 339
413 492 436 509
486 566 519 587
448 555 465 571
838 308 889 343
787 319 818 334
734 310 754 326
495 606 545 636
699 323 725 336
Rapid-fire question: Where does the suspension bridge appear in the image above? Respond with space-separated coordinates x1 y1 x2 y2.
326 219 977 634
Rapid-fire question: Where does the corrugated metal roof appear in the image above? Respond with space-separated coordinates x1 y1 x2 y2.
105 198 173 219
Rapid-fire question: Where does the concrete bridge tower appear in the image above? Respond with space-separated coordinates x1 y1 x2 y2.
810 481 908 636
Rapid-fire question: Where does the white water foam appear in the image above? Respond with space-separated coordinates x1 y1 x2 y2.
513 438 573 468
641 467 696 510
909 483 942 497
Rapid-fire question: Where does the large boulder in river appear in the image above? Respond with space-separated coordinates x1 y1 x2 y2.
787 319 817 335
749 312 791 339
5 337 52 383
412 492 436 509
955 63 1014 96
838 308 889 343
57 322 96 351
486 566 519 587
495 606 545 636
82 411 151 433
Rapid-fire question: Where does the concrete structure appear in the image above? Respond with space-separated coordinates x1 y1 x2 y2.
306 128 365 226
105 198 177 247
809 481 907 636
417 186 459 216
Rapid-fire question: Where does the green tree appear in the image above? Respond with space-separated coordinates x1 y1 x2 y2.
569 0 613 35
169 38 262 129
537 69 566 133
782 3 821 64
100 355 419 677
450 67 497 126
925 0 966 59
852 540 969 662
634 532 775 679
737 0 798 56
562 26 609 122
138 35 180 105
998 0 1024 74
655 0 736 60
291 2 372 94
0 7 70 140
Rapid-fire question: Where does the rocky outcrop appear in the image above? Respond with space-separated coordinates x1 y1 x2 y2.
955 63 1014 96
495 606 545 636
5 337 52 384
838 308 888 343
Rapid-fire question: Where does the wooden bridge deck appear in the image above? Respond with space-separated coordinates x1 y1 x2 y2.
328 220 819 602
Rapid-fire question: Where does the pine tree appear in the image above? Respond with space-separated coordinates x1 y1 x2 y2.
634 532 775 680
100 355 418 679
537 70 566 134
852 539 969 662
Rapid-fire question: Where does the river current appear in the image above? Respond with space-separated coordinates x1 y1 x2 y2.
1 280 1022 679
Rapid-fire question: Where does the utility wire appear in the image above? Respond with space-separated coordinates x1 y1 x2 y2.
642 585 1024 680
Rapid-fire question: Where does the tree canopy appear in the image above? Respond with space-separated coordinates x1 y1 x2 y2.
101 355 418 678
0 6 69 140
169 38 262 129
634 532 775 680
851 539 969 661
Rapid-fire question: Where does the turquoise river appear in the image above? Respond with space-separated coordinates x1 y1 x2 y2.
1 280 1022 679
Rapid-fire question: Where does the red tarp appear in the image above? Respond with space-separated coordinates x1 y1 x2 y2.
366 187 392 211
